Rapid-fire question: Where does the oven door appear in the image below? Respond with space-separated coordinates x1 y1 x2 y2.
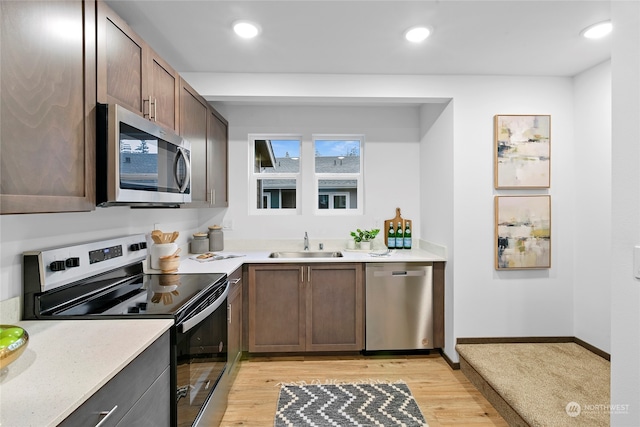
175 282 228 427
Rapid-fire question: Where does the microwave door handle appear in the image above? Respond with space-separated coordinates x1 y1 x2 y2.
174 147 191 193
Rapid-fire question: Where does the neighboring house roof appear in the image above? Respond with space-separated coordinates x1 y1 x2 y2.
255 140 276 168
262 155 359 174
316 156 359 173
262 179 357 190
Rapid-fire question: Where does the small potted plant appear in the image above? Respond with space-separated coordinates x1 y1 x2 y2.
350 228 380 250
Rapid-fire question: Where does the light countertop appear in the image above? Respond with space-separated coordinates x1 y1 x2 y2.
0 319 173 427
147 247 446 276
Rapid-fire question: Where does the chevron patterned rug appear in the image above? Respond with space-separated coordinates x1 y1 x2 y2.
274 381 428 427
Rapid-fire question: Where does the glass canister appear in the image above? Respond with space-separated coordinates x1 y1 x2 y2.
208 225 224 251
190 232 209 254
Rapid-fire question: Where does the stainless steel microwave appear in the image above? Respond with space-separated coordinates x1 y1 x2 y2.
97 104 191 207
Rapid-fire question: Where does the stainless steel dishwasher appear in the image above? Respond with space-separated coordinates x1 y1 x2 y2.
365 263 434 351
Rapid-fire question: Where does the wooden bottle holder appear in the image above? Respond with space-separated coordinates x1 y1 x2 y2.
384 207 411 247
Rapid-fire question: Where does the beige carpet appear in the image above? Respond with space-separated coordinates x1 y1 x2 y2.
456 343 610 427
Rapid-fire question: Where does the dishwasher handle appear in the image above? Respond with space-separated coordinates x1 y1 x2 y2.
373 270 427 277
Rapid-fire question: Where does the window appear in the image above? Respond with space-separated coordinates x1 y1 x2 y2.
314 136 363 214
249 134 363 215
250 136 301 213
319 192 349 209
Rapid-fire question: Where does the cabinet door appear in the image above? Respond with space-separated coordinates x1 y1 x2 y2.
207 107 229 207
248 264 305 352
227 267 242 381
147 48 179 132
116 367 171 427
306 263 364 351
97 0 144 116
179 79 209 206
1 0 96 214
433 261 445 348
60 331 170 427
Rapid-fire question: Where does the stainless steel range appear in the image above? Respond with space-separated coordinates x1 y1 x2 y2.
22 234 228 427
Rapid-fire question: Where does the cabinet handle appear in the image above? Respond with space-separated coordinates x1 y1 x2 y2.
95 405 118 427
307 266 311 283
230 278 241 285
300 266 304 283
144 97 157 121
228 303 231 323
144 96 152 119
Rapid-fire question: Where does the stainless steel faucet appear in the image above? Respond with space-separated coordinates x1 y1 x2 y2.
304 232 309 251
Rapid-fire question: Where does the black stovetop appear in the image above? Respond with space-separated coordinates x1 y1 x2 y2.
37 267 226 320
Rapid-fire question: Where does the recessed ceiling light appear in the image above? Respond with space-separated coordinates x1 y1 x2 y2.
233 20 261 39
404 26 431 43
581 20 612 39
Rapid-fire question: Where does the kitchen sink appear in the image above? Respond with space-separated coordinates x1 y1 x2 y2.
268 251 344 258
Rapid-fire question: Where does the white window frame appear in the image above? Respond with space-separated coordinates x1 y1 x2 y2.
262 193 271 209
249 134 302 215
313 134 364 216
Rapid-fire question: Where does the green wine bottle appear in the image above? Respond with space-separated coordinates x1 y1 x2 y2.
396 221 404 250
404 221 412 249
387 222 396 249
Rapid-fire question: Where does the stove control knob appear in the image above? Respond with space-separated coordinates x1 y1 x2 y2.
129 243 141 251
49 260 66 272
139 241 147 249
128 307 140 314
65 257 80 268
137 302 147 311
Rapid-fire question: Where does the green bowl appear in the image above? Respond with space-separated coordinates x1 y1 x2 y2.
0 325 29 369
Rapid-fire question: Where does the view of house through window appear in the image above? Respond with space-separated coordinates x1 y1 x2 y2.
251 135 363 214
253 139 300 210
314 138 362 211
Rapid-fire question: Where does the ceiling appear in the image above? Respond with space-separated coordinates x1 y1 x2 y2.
105 0 611 78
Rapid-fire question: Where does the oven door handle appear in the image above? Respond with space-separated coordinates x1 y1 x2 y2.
178 281 229 333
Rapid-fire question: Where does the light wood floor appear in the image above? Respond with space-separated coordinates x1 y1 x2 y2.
220 354 508 426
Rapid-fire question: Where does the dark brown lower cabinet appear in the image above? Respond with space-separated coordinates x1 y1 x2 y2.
60 331 170 427
248 263 364 353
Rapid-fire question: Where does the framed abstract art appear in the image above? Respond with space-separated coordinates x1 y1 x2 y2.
495 195 551 270
494 114 551 189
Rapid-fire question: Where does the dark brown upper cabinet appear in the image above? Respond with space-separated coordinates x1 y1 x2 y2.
1 0 96 214
179 78 228 208
207 105 229 208
97 1 179 132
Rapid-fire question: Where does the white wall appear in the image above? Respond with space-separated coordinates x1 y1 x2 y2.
449 77 576 347
419 101 455 356
573 60 612 354
610 1 640 424
210 104 422 246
